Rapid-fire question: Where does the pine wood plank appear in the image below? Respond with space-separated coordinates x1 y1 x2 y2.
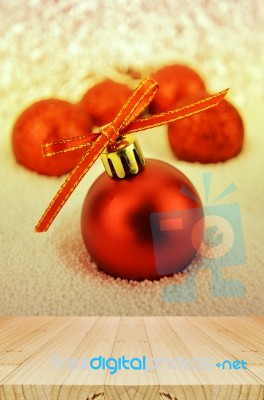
105 317 159 400
54 317 120 385
159 385 264 400
1 317 98 385
0 317 15 327
0 384 51 400
144 317 204 385
166 317 262 385
105 385 159 400
159 384 261 400
0 317 263 400
0 317 41 342
51 385 104 400
248 366 264 383
0 366 18 382
208 317 264 350
238 317 264 332
0 317 76 366
0 317 57 352
188 317 264 365
49 317 120 400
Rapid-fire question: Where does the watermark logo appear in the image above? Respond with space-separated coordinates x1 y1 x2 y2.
150 173 246 302
51 353 248 374
216 359 248 370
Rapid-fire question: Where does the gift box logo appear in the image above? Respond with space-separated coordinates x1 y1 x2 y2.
150 173 246 302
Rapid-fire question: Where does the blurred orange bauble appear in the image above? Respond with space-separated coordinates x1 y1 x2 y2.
80 79 133 126
149 64 206 114
168 94 244 163
12 99 93 176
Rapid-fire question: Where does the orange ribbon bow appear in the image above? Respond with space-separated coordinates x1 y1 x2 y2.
36 78 228 232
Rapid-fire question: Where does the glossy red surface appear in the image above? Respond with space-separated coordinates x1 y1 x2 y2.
81 159 204 280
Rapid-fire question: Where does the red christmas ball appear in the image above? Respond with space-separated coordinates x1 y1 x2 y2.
168 94 244 163
12 99 93 176
149 64 206 114
80 79 133 126
81 159 204 281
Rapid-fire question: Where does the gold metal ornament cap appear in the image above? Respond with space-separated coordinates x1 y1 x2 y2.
101 135 146 179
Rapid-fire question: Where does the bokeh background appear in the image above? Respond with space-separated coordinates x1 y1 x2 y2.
0 0 264 315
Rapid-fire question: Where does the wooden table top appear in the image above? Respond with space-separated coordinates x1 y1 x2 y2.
0 317 263 399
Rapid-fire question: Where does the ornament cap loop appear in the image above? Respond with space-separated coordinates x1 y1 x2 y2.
101 135 145 179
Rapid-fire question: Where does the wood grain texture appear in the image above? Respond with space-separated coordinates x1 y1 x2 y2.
0 317 263 400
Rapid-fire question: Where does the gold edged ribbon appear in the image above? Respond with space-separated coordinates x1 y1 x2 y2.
36 78 228 232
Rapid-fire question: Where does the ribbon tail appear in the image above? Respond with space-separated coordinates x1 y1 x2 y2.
35 133 109 232
122 88 229 134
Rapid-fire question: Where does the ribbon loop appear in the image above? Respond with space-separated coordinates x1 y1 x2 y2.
112 78 158 131
42 133 98 157
35 78 228 232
